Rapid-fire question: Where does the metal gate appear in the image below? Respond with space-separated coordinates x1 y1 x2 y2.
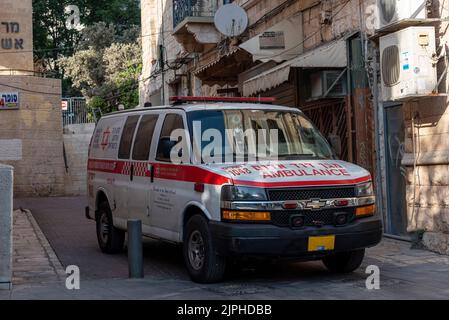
301 99 350 161
62 97 92 126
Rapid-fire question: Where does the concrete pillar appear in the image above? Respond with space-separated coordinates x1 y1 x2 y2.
0 164 13 290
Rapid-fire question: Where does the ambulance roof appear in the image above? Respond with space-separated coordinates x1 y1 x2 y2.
104 103 301 118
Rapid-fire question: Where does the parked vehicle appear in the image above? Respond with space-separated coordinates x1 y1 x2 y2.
86 97 382 283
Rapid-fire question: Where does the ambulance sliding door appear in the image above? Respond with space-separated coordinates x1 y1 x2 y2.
127 113 159 227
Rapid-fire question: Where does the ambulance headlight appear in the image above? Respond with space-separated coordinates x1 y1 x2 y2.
221 185 267 201
355 181 374 197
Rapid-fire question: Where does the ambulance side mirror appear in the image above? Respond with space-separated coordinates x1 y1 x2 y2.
328 134 342 158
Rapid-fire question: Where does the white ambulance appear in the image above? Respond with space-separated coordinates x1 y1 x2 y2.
86 97 382 283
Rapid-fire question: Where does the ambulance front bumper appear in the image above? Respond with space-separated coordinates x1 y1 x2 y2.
209 216 382 258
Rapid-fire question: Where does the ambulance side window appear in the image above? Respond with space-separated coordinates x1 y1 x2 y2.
118 115 139 159
132 114 158 161
156 114 184 162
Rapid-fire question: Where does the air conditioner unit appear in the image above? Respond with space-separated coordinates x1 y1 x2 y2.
376 0 427 30
380 26 437 101
309 70 347 99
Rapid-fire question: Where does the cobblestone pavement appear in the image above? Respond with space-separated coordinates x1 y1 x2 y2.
1 197 448 300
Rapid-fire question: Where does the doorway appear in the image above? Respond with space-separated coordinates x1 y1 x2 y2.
384 104 408 236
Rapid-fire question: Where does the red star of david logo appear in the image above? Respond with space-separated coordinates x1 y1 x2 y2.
101 128 111 150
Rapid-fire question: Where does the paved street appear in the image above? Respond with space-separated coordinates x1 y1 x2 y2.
1 196 448 300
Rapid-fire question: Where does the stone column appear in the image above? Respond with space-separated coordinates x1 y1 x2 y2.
0 164 13 290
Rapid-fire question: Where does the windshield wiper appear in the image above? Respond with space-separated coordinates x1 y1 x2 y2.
278 154 326 160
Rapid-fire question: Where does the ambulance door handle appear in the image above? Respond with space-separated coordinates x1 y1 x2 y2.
130 164 134 181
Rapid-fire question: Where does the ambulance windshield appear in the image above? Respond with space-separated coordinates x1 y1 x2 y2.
187 109 334 164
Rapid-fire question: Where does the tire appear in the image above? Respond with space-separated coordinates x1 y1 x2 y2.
183 215 226 283
96 201 125 254
322 249 365 273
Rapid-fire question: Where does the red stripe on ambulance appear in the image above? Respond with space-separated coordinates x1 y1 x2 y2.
88 159 370 187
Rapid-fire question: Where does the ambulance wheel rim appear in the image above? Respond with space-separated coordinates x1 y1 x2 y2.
99 213 109 244
188 230 205 270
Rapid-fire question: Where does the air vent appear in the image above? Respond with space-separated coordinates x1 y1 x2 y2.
379 0 397 24
325 72 344 95
375 0 427 31
382 45 400 87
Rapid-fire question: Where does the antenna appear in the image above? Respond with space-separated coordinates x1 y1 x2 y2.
214 3 248 37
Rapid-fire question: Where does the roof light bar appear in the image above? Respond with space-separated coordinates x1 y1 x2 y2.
170 96 276 104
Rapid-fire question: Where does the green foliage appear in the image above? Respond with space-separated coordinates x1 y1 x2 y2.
32 0 141 95
59 24 142 114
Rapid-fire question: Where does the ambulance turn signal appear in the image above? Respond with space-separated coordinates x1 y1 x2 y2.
355 205 376 218
222 210 271 222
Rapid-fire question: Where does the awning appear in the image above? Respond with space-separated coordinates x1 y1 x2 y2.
243 38 348 96
194 47 254 86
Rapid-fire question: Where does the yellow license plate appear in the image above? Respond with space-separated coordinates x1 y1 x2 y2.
308 235 335 252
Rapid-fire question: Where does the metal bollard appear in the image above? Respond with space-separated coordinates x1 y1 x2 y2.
127 219 144 278
0 165 13 290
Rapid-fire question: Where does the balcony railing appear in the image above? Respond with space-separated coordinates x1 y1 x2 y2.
173 0 217 29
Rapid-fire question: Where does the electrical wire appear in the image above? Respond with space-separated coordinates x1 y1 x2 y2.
0 81 62 96
0 30 173 56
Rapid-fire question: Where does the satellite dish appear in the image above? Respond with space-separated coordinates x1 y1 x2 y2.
214 3 248 37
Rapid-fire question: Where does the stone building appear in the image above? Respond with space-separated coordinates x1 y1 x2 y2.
0 0 65 197
140 0 449 255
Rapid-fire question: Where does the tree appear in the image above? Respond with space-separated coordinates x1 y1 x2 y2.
32 0 141 94
59 23 142 114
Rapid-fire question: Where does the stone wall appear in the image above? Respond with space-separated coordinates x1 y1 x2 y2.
0 76 65 197
63 123 95 196
140 0 186 106
400 0 449 255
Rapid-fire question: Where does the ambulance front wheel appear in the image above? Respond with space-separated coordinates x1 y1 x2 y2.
183 215 226 283
322 249 365 273
96 201 125 254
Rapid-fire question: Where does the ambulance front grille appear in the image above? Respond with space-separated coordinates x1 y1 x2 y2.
270 208 356 227
267 187 356 202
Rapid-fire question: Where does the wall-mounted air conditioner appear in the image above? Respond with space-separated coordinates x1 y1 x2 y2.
380 26 437 101
309 70 347 100
376 0 427 30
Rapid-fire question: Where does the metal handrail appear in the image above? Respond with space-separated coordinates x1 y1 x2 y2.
173 0 217 28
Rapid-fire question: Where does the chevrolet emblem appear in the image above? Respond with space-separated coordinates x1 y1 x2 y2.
305 199 326 210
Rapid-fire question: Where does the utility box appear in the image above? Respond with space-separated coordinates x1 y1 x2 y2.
0 164 13 290
380 26 437 101
375 0 427 31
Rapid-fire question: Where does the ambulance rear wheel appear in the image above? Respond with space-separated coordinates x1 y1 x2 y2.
96 201 125 254
183 215 226 283
322 249 365 273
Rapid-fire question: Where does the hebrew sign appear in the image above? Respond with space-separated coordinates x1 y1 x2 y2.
1 21 24 50
0 92 19 109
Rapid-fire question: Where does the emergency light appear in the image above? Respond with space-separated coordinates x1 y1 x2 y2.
170 96 276 105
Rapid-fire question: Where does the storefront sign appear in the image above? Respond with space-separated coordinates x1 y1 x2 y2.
0 92 19 109
239 13 303 62
260 31 285 50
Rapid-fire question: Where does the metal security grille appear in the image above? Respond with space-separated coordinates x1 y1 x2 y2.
267 187 356 202
302 100 349 161
62 97 92 126
173 0 216 28
382 45 400 86
271 208 356 227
